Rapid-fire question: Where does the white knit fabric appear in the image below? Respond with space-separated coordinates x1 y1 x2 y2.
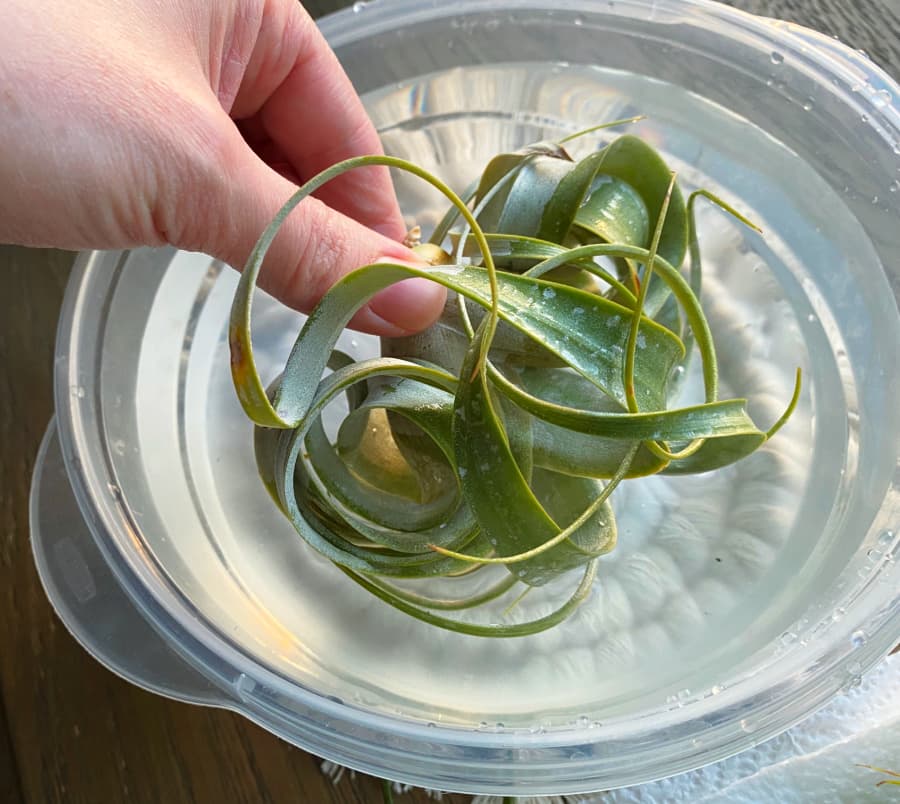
322 654 899 802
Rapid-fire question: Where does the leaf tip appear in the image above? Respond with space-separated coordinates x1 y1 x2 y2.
765 367 802 439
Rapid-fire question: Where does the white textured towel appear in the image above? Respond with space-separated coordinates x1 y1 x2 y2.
323 653 900 802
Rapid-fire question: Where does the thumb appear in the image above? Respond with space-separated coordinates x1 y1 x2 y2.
198 139 447 337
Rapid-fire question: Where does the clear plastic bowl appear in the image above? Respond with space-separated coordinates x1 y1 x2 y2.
31 0 900 796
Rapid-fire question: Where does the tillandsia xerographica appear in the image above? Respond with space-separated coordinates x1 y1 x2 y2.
229 119 801 637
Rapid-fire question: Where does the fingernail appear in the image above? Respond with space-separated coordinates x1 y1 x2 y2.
371 220 408 240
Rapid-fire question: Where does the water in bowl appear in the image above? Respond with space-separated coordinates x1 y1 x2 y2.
117 63 894 728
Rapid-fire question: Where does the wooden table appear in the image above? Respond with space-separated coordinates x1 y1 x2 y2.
1 2 898 802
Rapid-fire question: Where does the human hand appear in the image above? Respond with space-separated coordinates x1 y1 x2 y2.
0 0 445 335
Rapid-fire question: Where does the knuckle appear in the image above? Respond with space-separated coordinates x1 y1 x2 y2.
284 198 357 307
149 107 237 253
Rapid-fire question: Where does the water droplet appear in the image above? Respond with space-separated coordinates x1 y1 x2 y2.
861 113 870 123
478 721 489 730
807 313 816 323
677 688 691 701
665 694 678 705
780 631 798 646
107 483 122 501
770 51 784 65
711 685 723 696
350 338 359 348
872 89 892 108
879 530 895 546
112 439 126 456
851 630 867 648
351 0 372 11
803 97 815 111
426 722 436 728
889 181 900 193
70 385 85 398
573 15 584 26
576 715 590 727
740 718 758 733
871 195 880 204
832 607 846 622
867 548 884 561
765 78 774 87
843 675 863 692
542 287 556 299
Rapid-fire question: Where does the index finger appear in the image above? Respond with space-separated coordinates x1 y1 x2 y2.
229 1 406 241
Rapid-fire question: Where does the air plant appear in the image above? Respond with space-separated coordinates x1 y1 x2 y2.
229 119 800 638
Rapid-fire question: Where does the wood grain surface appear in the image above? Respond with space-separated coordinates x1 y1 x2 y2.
0 2 897 803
